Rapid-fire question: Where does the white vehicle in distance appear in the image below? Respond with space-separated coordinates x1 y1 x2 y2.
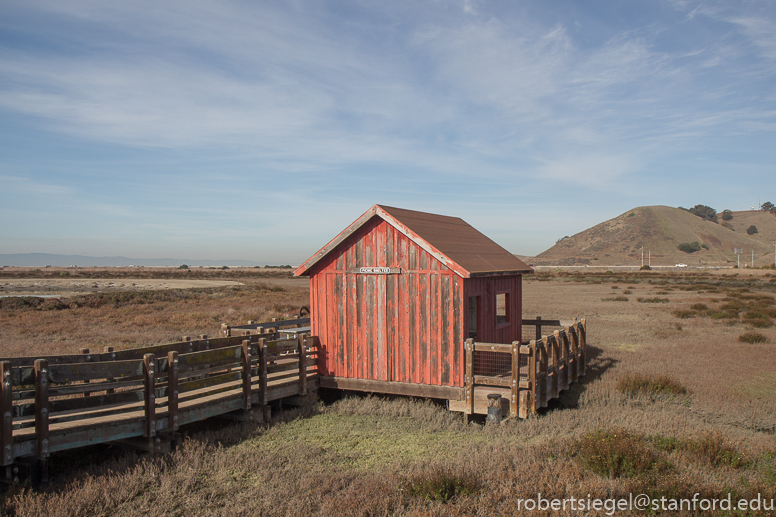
675 263 688 268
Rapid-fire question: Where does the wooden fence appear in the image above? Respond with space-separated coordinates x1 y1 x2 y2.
1 318 316 484
462 318 586 418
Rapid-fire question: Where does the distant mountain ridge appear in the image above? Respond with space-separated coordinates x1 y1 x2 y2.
532 206 776 267
0 253 264 267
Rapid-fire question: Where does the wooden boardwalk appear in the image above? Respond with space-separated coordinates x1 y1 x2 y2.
450 318 587 417
1 319 316 484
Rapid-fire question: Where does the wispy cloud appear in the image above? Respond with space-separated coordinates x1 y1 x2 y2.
1 1 775 258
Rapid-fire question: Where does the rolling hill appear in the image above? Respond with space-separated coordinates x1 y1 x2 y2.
531 206 776 267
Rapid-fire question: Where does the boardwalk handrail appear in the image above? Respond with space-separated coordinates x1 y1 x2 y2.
1 333 318 483
464 318 586 418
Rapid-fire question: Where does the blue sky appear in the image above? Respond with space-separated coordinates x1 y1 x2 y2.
1 1 774 263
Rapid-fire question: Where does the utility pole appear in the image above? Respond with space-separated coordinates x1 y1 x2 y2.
649 251 651 267
640 247 644 267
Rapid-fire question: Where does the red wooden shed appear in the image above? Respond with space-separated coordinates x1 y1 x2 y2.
294 204 532 401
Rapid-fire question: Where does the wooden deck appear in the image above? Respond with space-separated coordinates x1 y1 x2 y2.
1 319 316 484
453 318 587 418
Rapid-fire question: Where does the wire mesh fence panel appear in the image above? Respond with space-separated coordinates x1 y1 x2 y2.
518 353 529 382
521 324 564 344
472 350 511 377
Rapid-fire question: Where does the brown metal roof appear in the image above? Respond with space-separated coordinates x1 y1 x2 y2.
295 204 531 278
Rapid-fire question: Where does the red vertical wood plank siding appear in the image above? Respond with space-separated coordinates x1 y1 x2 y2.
309 216 473 388
463 275 523 345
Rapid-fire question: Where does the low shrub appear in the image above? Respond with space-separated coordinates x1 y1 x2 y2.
739 332 768 344
570 430 671 479
685 432 749 469
617 373 688 397
402 467 479 502
672 309 695 319
690 303 708 311
639 265 651 271
637 297 669 303
602 296 628 302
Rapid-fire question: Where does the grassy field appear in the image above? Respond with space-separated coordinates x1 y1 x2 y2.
1 270 776 516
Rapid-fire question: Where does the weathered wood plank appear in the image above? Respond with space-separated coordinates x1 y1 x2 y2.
178 371 242 396
177 345 243 373
473 375 512 387
319 376 461 400
471 343 513 354
264 338 300 355
48 360 144 384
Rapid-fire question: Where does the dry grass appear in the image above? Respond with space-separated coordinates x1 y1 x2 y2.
0 280 308 358
2 270 776 516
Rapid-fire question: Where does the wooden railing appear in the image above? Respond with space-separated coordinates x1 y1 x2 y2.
220 317 311 339
1 321 317 483
463 318 586 418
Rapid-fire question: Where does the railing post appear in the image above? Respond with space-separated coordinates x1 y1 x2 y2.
34 359 49 484
579 320 587 377
81 348 91 397
464 339 474 418
1 361 13 468
258 338 268 406
104 346 116 395
242 340 252 410
299 336 308 396
143 354 156 438
550 333 560 399
167 351 179 431
569 327 579 384
528 340 537 414
538 340 548 408
221 323 231 337
510 341 519 417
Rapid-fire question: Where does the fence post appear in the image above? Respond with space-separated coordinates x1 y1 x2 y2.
167 351 179 431
241 340 252 411
464 339 474 418
143 354 156 439
510 341 519 418
1 361 13 468
299 336 308 396
535 316 542 342
34 359 49 484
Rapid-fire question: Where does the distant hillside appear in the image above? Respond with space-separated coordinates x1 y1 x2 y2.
533 206 776 267
0 253 264 268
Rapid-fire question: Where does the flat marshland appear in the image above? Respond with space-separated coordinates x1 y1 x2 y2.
1 269 776 516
